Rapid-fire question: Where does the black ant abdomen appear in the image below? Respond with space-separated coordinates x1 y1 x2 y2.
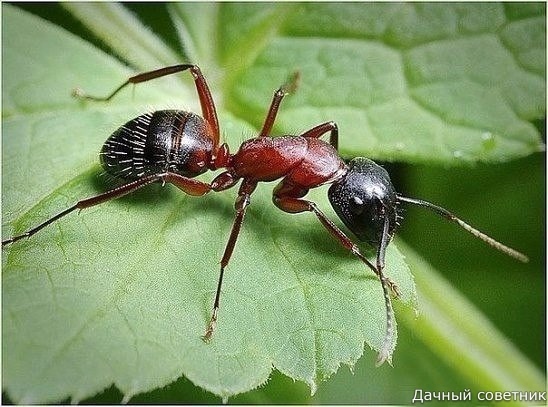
100 110 213 180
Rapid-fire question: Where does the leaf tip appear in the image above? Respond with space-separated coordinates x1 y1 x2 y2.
121 392 133 404
375 336 395 367
375 350 393 367
308 379 318 396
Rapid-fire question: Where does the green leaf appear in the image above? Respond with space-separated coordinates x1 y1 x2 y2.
2 3 545 404
227 3 544 163
2 5 414 403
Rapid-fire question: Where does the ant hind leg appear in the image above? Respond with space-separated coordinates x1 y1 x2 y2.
73 64 221 148
2 172 211 246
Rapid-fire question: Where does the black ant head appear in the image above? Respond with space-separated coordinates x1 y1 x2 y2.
328 157 400 246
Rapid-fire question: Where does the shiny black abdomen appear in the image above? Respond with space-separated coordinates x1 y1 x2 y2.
100 110 212 180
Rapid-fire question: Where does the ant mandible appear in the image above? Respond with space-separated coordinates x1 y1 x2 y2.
2 64 528 365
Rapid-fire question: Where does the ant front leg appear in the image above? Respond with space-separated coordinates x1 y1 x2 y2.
273 181 398 365
2 173 211 246
273 189 399 295
203 178 257 341
74 64 221 148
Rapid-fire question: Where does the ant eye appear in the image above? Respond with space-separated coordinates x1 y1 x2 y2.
349 196 364 214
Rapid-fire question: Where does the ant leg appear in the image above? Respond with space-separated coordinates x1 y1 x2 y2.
163 172 211 196
376 200 392 273
210 171 240 192
2 172 211 246
299 121 339 151
74 64 220 148
273 192 397 365
258 89 287 137
75 65 196 102
2 175 160 246
203 179 257 341
273 193 398 291
258 72 300 137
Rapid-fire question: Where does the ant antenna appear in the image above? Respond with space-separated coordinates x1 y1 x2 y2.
397 195 529 263
376 273 396 366
375 205 396 366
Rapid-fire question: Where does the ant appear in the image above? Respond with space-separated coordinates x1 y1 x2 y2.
2 64 528 365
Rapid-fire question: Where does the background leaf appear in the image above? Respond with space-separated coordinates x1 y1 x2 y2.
225 2 544 162
2 3 545 405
